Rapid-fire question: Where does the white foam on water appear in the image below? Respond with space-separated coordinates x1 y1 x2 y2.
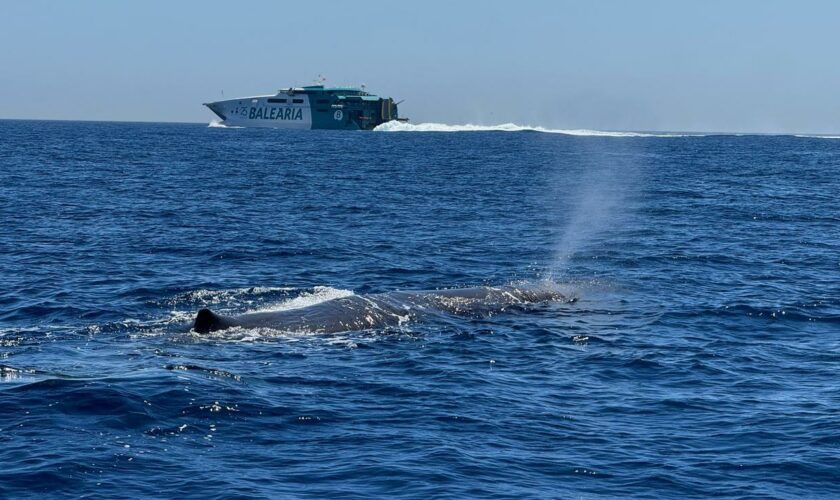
190 325 368 347
167 310 199 325
253 286 354 313
191 325 313 342
374 120 698 137
508 278 579 302
794 134 840 139
177 286 295 303
208 120 243 129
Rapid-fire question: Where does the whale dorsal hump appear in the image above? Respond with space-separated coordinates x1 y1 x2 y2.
194 308 223 334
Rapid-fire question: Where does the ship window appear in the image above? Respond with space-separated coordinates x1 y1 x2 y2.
268 98 287 103
316 99 329 104
317 109 328 112
292 98 304 104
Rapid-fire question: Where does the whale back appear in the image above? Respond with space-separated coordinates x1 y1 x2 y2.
194 308 231 333
192 284 571 334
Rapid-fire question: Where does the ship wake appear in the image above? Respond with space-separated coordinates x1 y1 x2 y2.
374 120 700 137
207 120 243 129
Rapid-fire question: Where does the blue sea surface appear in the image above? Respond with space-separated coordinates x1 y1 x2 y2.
0 120 838 498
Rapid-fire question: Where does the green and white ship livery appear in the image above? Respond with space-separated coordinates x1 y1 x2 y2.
204 84 404 130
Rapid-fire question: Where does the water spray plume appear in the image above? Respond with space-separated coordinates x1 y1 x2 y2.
550 150 639 277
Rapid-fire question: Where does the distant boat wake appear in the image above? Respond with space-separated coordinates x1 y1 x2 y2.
207 118 698 137
373 120 698 137
207 119 243 129
793 134 840 139
206 118 836 138
193 282 573 334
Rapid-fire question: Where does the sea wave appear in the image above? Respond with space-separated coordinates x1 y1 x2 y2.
373 121 698 137
794 134 840 139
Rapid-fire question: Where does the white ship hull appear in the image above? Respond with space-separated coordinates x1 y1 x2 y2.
205 94 313 129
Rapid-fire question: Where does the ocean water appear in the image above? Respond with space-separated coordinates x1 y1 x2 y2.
1 119 838 498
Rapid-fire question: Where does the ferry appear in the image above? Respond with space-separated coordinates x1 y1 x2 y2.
204 82 405 130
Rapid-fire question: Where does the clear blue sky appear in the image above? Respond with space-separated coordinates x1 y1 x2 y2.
2 0 838 133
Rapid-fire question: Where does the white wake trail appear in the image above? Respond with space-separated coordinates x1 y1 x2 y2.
374 121 698 137
208 120 243 129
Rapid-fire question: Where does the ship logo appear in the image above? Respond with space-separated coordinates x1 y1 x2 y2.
334 110 343 121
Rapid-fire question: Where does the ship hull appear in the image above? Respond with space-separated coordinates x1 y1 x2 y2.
204 86 399 130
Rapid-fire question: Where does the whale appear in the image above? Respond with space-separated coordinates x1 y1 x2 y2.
193 283 571 334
